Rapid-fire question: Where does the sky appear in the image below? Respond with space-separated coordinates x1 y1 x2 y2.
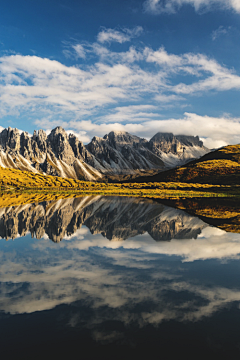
0 0 240 147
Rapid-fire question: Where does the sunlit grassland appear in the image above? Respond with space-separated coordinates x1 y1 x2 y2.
1 165 240 233
0 165 239 209
166 159 240 183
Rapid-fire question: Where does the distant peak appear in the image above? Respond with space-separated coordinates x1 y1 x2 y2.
8 126 20 134
104 130 140 140
150 132 174 142
109 130 128 135
51 126 65 133
92 136 103 142
103 130 129 140
49 126 68 138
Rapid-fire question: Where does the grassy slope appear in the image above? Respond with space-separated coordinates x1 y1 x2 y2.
1 164 240 234
0 165 234 201
128 145 240 185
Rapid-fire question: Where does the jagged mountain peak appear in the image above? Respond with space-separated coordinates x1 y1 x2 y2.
151 132 175 143
106 130 128 136
0 125 210 181
104 130 134 139
103 130 142 147
91 135 103 143
48 126 68 140
0 126 103 181
89 131 142 148
32 129 47 141
150 132 204 148
175 134 203 147
7 126 20 133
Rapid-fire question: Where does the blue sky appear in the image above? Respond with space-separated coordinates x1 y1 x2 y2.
0 0 240 147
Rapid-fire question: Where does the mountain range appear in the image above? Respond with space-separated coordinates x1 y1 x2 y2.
0 126 208 181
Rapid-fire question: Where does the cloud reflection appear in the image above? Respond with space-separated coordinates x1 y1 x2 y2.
1 195 240 343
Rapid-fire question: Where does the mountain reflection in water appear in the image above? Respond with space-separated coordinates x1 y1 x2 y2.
0 196 206 242
1 196 240 359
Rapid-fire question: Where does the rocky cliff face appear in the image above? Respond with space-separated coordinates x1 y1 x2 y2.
87 130 208 176
0 196 206 242
0 127 209 181
148 132 207 167
0 126 103 181
86 131 165 174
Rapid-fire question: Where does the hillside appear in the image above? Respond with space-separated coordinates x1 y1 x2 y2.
0 166 229 199
129 145 240 185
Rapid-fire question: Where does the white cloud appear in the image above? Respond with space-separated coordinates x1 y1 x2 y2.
97 26 143 44
136 112 240 148
155 94 185 102
145 48 240 93
97 29 129 44
143 0 240 14
0 54 157 114
1 47 239 117
65 129 90 143
72 44 86 59
211 26 231 41
144 46 184 67
99 105 161 123
1 40 240 147
34 112 240 148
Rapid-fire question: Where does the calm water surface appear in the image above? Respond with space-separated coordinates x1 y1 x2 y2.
1 196 240 359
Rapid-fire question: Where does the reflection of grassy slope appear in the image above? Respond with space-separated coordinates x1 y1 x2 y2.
160 198 240 233
2 193 240 235
130 145 240 185
0 192 81 208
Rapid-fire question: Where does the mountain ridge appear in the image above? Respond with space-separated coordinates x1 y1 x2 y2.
0 126 209 181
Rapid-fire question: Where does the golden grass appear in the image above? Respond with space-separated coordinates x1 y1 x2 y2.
0 165 238 209
1 163 240 234
0 166 213 190
219 144 240 154
170 159 240 180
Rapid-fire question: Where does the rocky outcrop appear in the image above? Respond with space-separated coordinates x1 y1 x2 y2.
149 133 204 153
148 132 207 167
0 127 209 181
86 131 165 174
87 130 208 175
0 196 207 242
0 126 103 181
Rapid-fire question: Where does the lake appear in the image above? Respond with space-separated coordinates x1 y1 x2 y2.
1 195 240 359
